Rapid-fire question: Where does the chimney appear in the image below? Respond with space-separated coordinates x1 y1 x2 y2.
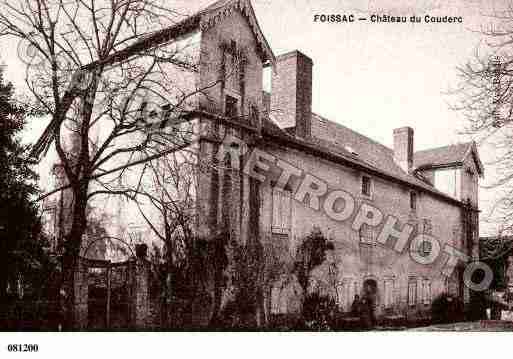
393 127 414 173
271 50 313 138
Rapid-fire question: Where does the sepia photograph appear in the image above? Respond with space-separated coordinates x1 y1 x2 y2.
0 0 513 356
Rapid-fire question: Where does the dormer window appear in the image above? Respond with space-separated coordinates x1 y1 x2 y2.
345 145 358 156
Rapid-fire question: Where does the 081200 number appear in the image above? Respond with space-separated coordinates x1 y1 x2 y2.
7 344 39 352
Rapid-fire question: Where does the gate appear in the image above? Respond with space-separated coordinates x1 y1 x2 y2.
85 260 132 329
74 246 150 330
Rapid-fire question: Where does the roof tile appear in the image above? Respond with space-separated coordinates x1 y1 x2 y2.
413 143 472 169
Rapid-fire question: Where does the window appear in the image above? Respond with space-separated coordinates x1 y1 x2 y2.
361 176 372 197
413 235 432 257
272 188 291 234
271 233 290 262
421 218 433 236
420 240 432 257
225 94 239 118
359 224 375 245
161 104 171 123
408 278 417 306
410 191 417 211
250 104 259 126
43 206 58 251
221 154 232 228
421 279 431 305
225 40 241 92
342 279 359 311
384 279 394 309
137 101 148 122
336 283 345 309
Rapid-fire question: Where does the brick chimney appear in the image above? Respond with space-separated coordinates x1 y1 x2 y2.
393 127 414 173
271 50 312 138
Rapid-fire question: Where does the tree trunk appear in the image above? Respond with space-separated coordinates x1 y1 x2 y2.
61 186 89 330
58 75 97 330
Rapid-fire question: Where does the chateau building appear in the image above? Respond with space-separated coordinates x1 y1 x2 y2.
185 0 483 320
41 0 484 324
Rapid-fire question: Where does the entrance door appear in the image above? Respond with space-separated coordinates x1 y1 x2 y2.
363 279 378 324
87 267 108 329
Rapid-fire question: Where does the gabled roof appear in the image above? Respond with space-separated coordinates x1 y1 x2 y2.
311 113 397 174
31 0 276 158
259 91 481 205
414 142 484 176
261 113 466 206
83 0 275 72
198 0 275 65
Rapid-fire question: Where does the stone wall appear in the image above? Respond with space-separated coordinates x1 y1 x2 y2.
259 144 469 320
131 255 150 329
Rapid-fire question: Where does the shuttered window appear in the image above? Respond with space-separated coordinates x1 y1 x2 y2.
408 278 417 306
341 279 359 312
384 279 394 309
272 188 291 234
421 279 431 305
362 176 372 197
359 224 374 245
410 191 417 211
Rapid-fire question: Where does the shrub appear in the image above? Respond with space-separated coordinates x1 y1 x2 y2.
302 292 338 330
466 290 487 321
431 293 464 324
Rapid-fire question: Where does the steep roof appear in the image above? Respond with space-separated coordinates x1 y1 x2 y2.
198 0 275 64
414 142 484 175
414 143 469 166
260 114 466 206
32 0 276 158
82 0 275 72
259 90 484 205
311 113 397 174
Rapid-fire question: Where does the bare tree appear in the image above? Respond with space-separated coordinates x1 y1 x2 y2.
451 5 513 241
128 149 197 327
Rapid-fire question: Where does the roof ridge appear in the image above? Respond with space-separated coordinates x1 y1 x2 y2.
414 141 472 155
261 124 462 206
312 112 393 154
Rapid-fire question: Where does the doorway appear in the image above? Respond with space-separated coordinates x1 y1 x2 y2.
363 279 378 325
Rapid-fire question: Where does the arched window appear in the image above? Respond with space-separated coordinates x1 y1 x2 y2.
221 153 232 229
209 155 219 231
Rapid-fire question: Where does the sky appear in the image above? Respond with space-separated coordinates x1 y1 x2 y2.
0 0 508 235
